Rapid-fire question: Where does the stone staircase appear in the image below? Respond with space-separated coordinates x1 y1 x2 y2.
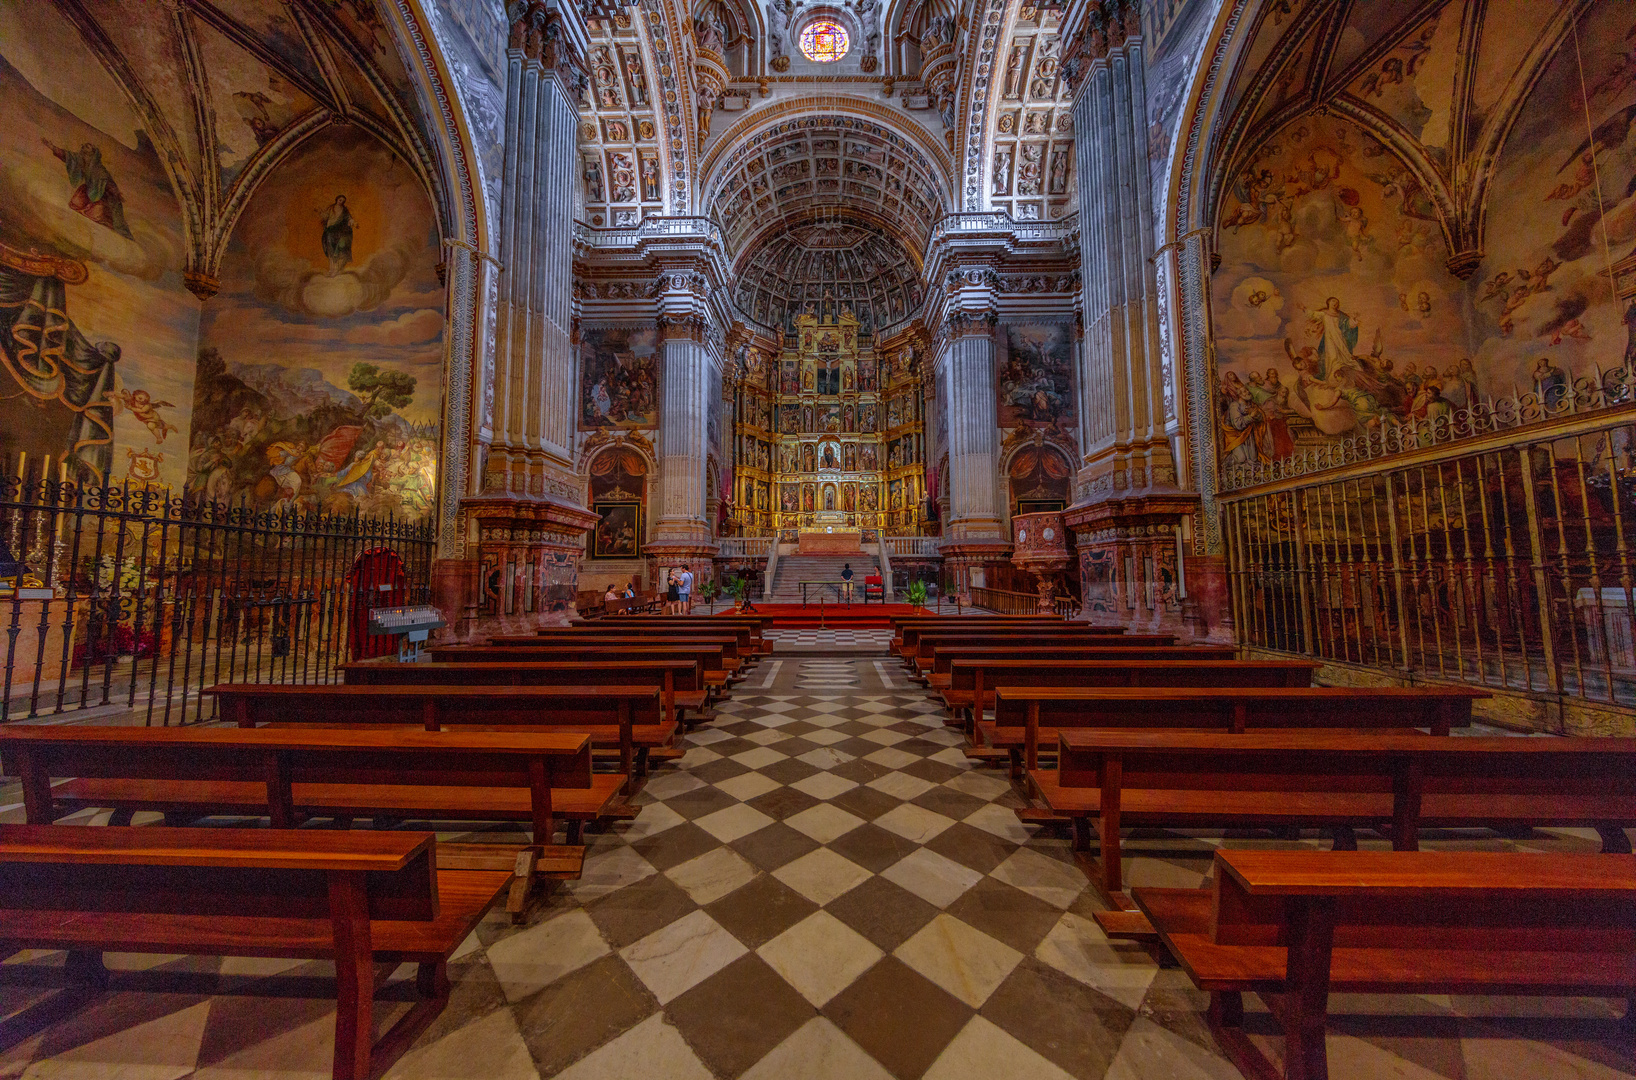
767 554 878 603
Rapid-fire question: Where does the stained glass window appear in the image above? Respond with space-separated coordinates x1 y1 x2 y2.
799 20 849 62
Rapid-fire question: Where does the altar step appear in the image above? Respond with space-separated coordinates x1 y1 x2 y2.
767 554 880 604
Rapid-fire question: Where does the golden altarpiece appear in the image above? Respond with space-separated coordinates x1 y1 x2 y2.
727 308 927 540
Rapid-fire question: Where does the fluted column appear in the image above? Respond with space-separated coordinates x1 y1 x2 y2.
488 0 587 490
435 0 596 638
1068 0 1174 501
939 316 1003 540
655 314 715 540
1061 0 1204 635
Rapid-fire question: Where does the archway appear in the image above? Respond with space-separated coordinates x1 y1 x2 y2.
1007 444 1071 517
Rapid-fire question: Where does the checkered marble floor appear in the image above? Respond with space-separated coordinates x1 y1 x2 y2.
1 659 1631 1079
765 627 896 651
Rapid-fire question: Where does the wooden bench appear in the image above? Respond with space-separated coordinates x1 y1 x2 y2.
2 725 596 920
489 633 752 681
341 658 710 726
891 617 1086 656
896 620 1122 660
550 622 765 659
1134 849 1636 1080
940 656 1306 725
925 644 1239 687
206 682 661 787
993 684 1482 774
1040 728 1636 908
0 824 508 1080
909 632 1178 674
583 615 774 654
435 642 734 693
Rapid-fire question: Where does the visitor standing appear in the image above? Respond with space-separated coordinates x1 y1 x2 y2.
666 570 680 615
680 566 694 614
840 562 853 603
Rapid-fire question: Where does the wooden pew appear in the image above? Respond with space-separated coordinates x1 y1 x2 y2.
545 623 763 659
1041 728 1636 907
910 632 1180 678
896 619 1115 660
891 617 1083 657
585 615 775 654
909 632 1178 674
1135 849 1636 1080
431 643 733 692
0 824 508 1080
206 683 661 786
341 658 709 725
925 644 1239 689
994 684 1483 773
0 725 596 920
944 657 1317 731
489 633 752 681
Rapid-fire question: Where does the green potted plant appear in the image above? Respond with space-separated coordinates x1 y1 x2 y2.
697 579 720 613
906 579 929 609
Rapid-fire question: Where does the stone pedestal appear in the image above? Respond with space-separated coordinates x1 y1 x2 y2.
1065 491 1199 636
940 541 1013 605
645 542 719 594
452 494 599 639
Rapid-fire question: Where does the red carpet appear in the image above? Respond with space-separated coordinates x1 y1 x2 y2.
719 603 927 629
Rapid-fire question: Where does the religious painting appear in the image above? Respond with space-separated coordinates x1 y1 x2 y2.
842 403 854 431
996 322 1075 433
579 325 659 429
860 359 877 392
821 404 841 432
801 443 815 472
802 483 815 512
841 362 855 392
843 442 857 470
0 13 197 486
842 482 856 511
1211 0 1636 479
889 478 904 510
822 483 837 511
861 483 878 511
781 359 799 394
779 403 800 432
802 361 816 391
860 443 879 470
190 127 443 517
780 483 799 512
591 502 642 558
802 404 814 431
860 403 877 432
819 441 840 469
886 396 903 428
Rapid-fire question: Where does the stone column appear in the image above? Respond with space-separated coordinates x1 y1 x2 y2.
646 305 720 584
936 310 1010 600
1069 0 1173 501
1061 0 1206 635
435 0 596 638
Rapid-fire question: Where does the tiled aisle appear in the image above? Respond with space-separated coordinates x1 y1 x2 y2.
1 659 1632 1079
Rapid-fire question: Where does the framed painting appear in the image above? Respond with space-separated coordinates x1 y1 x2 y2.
591 501 642 558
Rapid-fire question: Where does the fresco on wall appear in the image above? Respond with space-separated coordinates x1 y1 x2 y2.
1213 114 1470 468
1472 0 1636 388
188 127 442 517
996 322 1075 434
580 326 658 429
1213 0 1636 474
0 5 196 487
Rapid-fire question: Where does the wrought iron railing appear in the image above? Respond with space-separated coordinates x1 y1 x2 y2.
1222 408 1636 712
1222 365 1636 490
0 473 433 725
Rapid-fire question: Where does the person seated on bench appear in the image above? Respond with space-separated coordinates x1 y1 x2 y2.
604 584 621 602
